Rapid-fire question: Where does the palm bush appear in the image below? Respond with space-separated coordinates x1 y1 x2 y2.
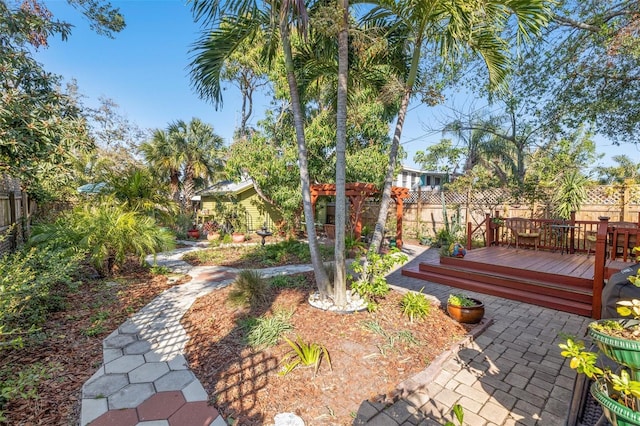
228 269 269 307
30 197 175 276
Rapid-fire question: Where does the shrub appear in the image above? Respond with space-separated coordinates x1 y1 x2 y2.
0 362 62 420
0 246 81 349
350 249 408 309
29 198 175 276
228 270 269 307
400 288 431 322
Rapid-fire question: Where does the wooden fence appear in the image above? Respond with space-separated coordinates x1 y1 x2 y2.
0 175 29 255
401 185 640 241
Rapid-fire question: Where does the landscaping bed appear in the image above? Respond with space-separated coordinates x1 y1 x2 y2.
182 271 469 425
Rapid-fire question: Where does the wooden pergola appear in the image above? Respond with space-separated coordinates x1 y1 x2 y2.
310 183 410 248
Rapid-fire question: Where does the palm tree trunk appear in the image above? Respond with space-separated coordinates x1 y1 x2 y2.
170 170 180 204
368 40 422 255
183 164 195 214
280 20 331 296
333 0 349 308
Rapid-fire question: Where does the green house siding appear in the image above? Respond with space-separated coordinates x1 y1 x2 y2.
199 186 281 232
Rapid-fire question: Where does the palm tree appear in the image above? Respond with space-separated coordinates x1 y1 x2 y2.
190 0 332 296
363 0 552 255
167 118 225 212
139 129 182 204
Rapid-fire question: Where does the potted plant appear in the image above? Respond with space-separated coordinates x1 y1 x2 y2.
187 224 200 239
203 221 220 241
446 293 484 324
560 268 640 426
232 222 247 243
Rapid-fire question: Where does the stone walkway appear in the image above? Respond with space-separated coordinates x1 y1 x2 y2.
80 243 591 426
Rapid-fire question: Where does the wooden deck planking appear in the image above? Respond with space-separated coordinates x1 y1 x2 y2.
454 247 632 280
461 247 594 279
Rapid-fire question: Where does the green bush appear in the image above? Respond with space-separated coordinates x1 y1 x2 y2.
350 249 408 309
0 362 62 421
0 246 81 349
30 198 175 276
228 270 269 307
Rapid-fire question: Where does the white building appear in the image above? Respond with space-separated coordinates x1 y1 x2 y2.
395 165 450 190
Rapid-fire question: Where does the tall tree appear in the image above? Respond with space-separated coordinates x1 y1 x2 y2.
533 0 640 143
363 0 552 255
190 0 332 296
0 0 125 198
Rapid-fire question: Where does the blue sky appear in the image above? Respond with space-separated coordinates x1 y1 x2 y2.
34 0 633 170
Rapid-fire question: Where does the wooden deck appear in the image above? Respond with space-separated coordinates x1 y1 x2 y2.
402 246 632 317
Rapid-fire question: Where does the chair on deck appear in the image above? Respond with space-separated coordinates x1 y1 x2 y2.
609 222 639 262
505 218 541 251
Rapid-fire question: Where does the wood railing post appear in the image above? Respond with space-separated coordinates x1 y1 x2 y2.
592 216 609 319
569 211 576 254
485 213 492 247
467 220 472 250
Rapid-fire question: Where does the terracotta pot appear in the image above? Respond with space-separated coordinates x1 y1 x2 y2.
207 232 220 241
232 233 245 243
447 299 485 324
187 229 200 239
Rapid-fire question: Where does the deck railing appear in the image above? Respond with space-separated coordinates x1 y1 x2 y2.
466 213 639 319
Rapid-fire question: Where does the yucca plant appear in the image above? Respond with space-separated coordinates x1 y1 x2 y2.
228 270 269 307
279 336 331 377
400 288 431 323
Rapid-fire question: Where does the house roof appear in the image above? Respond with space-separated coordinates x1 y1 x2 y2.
196 179 254 197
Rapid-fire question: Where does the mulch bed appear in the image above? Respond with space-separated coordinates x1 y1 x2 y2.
182 272 469 425
0 261 189 426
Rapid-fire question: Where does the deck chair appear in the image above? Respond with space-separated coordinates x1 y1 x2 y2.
505 218 541 251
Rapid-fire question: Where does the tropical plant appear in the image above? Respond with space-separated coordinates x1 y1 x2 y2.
107 167 179 223
400 288 431 322
350 249 408 309
559 337 640 412
279 335 331 377
29 198 175 276
551 169 589 220
228 269 269 307
364 0 552 256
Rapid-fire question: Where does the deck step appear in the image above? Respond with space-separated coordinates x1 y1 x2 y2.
418 261 592 303
437 255 592 288
402 265 592 317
